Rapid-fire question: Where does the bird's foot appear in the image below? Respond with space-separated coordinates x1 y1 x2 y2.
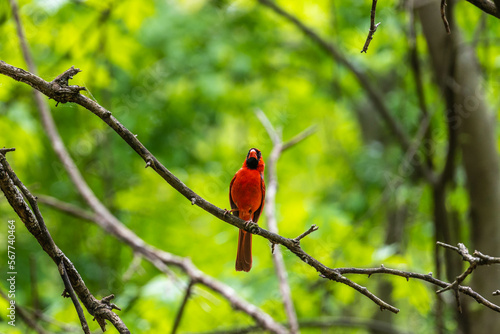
224 208 237 216
244 219 259 229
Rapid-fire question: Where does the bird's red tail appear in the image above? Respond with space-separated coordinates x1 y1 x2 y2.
235 229 252 272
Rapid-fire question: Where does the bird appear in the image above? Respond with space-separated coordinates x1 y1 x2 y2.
229 148 266 272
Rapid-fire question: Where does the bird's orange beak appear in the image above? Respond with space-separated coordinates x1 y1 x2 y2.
248 149 258 160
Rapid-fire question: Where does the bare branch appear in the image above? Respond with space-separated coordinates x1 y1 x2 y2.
293 225 319 244
171 280 195 334
58 261 91 334
361 0 381 53
336 265 500 312
440 0 451 34
0 147 16 154
36 196 285 333
282 125 317 152
3 61 500 317
0 153 130 333
37 195 98 222
473 250 500 264
436 242 500 297
255 109 280 145
465 0 499 19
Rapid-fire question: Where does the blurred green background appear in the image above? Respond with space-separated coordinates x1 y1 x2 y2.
1 0 500 333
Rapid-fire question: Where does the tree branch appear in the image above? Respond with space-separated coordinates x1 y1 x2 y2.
58 261 91 334
5 4 288 331
35 195 286 333
2 61 500 317
436 242 500 296
0 152 130 333
293 225 319 243
465 0 500 19
441 0 451 34
171 280 195 334
255 109 304 333
361 0 381 53
0 61 401 313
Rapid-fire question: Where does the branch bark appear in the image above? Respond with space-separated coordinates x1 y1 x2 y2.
171 280 195 334
465 0 499 19
0 151 130 333
361 0 381 53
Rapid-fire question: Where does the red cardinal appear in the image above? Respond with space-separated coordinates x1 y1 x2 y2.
229 148 266 272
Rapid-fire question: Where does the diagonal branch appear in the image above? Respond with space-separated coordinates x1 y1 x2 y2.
3 62 500 316
0 151 130 333
336 265 500 312
1 61 400 313
171 280 195 334
465 0 499 19
35 196 286 333
58 261 91 334
361 0 381 53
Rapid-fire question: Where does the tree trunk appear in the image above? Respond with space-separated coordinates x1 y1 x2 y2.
417 0 500 332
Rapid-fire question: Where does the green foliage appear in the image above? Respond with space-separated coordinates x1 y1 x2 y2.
1 0 499 333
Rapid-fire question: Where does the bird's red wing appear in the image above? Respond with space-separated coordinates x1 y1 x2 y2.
229 173 239 217
252 173 266 223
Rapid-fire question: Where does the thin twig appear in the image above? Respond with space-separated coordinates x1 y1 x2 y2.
441 0 451 34
282 125 317 152
171 280 195 334
436 242 500 307
58 260 91 334
361 0 381 53
0 147 16 154
293 225 319 243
